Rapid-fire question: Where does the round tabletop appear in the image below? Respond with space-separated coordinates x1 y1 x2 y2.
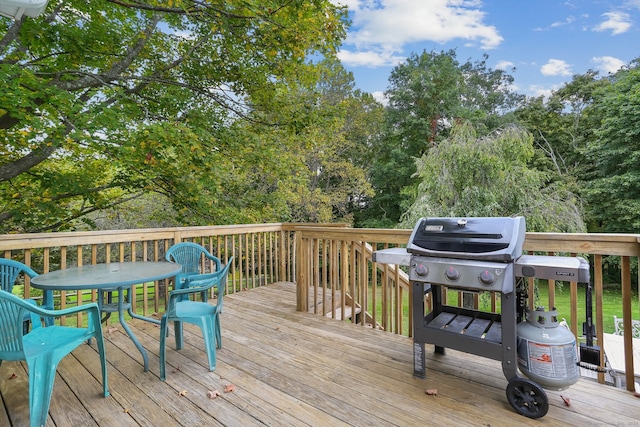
31 261 182 291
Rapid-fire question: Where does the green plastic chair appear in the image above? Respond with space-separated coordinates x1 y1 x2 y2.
165 242 222 292
0 289 109 427
165 242 223 345
0 258 53 333
159 257 233 381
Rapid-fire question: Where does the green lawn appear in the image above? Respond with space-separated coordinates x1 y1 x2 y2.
534 282 639 335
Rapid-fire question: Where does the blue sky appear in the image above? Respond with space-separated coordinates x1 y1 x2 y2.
333 0 640 102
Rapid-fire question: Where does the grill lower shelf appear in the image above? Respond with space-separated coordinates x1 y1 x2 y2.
416 307 506 362
426 310 502 342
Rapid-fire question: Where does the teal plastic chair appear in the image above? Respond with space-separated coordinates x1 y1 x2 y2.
0 258 53 333
165 242 223 344
165 242 222 292
159 258 233 381
0 289 109 427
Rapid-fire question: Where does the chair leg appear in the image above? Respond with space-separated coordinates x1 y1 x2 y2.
28 355 59 427
174 320 184 350
201 317 217 371
92 321 110 397
215 314 221 349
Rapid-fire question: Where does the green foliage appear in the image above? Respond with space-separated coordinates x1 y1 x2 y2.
582 60 640 232
399 121 585 232
357 49 523 228
0 0 349 232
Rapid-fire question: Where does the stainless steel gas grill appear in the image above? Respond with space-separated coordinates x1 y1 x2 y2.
373 216 590 419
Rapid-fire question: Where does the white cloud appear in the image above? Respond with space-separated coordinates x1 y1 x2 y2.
592 56 626 74
495 60 515 70
540 59 572 76
337 0 503 67
593 11 632 35
623 0 640 10
527 83 564 99
550 16 576 28
337 49 404 67
371 91 388 106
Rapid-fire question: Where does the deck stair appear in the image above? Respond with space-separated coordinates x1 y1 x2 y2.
308 286 381 328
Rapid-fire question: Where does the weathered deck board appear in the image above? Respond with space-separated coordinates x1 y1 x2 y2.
1 282 639 426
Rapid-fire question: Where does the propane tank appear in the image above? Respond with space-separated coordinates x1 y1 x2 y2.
517 307 579 390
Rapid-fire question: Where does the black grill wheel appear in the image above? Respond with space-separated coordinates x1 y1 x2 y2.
506 377 549 419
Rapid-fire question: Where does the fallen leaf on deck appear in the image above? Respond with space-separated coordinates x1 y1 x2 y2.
560 395 571 406
107 326 118 334
425 389 438 396
9 373 17 379
224 384 236 393
207 390 221 399
124 408 130 413
178 390 188 396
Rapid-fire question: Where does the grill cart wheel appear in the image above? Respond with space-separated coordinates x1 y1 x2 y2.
506 378 549 419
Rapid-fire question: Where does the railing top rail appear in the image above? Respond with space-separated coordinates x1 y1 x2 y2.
523 232 640 256
0 223 348 251
295 226 640 257
0 223 285 250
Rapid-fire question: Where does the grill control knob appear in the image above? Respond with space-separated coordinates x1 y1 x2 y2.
445 266 460 281
479 270 495 285
414 263 428 277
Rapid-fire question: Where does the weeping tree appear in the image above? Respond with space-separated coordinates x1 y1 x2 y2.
356 49 524 228
399 121 585 232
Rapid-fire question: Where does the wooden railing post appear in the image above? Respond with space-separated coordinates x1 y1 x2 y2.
295 229 308 312
621 256 635 391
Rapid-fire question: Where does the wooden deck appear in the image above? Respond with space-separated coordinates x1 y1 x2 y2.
1 282 639 426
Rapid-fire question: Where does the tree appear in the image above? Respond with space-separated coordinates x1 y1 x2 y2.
234 58 379 223
582 59 640 232
515 71 606 179
356 49 524 228
0 0 348 232
399 121 584 233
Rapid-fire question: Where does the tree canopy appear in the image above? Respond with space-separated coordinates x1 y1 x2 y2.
582 60 640 232
3 2 640 236
0 0 348 232
355 49 524 228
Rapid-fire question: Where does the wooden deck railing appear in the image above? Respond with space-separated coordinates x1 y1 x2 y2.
1 223 639 391
295 227 640 392
0 223 301 324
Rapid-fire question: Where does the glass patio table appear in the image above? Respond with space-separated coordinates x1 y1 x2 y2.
31 261 181 372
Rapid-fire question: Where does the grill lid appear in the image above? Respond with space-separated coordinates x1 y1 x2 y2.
406 216 526 261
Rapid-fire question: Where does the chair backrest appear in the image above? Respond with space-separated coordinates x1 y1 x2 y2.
165 242 218 276
0 258 38 293
613 315 640 338
0 290 30 358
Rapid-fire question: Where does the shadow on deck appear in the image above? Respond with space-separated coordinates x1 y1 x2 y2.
1 282 639 426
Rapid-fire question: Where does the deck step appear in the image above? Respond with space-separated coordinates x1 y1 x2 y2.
327 304 361 320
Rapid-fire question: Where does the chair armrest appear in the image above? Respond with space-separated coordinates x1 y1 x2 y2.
23 300 100 318
168 283 219 301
